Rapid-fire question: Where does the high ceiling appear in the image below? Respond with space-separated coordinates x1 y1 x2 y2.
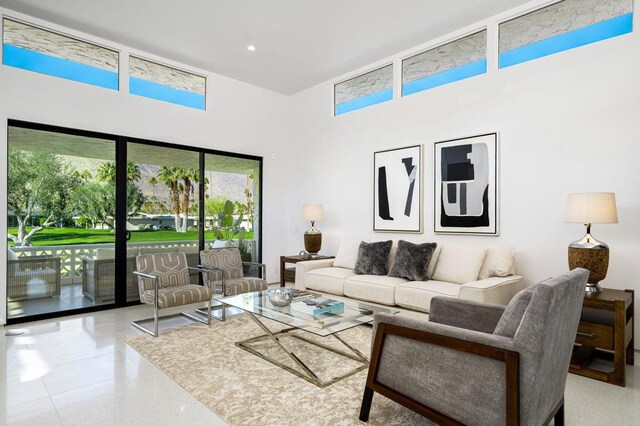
0 0 532 94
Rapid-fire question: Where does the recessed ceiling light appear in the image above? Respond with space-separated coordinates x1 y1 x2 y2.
247 45 256 51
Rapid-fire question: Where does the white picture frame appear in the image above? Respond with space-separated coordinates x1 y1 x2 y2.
373 145 423 233
434 133 499 235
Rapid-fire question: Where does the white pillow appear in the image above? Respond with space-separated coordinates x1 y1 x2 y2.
426 244 442 279
432 245 487 284
333 238 367 270
386 240 399 272
7 249 20 274
478 247 516 280
7 249 19 262
95 248 115 260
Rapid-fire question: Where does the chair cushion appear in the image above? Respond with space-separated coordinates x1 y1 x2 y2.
306 267 356 295
142 284 212 308
7 249 20 272
354 240 392 276
395 280 461 313
478 246 516 280
493 286 534 338
432 245 487 284
136 252 190 293
388 240 438 281
333 238 366 270
200 248 244 283
210 277 268 296
344 275 407 305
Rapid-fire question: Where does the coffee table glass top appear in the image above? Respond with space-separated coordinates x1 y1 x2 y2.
215 290 398 337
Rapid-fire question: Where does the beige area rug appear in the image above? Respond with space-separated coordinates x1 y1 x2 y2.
126 314 431 425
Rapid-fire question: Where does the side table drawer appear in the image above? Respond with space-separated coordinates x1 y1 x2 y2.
576 321 614 350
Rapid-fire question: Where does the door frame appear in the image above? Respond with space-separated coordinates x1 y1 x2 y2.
5 119 263 324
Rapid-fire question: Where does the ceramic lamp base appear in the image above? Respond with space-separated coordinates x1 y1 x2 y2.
304 232 322 254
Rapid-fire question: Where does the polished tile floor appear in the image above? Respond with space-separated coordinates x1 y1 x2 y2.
2 304 640 425
7 284 99 319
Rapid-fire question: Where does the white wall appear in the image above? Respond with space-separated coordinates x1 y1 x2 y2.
288 1 640 346
0 8 291 324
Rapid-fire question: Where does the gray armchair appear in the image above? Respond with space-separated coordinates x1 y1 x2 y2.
360 268 589 426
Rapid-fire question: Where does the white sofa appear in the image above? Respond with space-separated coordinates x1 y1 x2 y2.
295 239 524 313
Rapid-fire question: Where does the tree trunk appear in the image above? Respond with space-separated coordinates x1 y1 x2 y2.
170 182 182 232
180 179 192 233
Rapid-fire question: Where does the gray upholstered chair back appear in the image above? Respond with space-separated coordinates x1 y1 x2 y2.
136 252 190 300
200 248 244 287
506 269 587 425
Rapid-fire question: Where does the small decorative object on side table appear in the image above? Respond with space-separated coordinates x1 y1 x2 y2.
280 254 334 287
570 288 634 386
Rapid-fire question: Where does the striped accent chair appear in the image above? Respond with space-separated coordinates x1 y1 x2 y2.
132 252 213 337
199 248 268 320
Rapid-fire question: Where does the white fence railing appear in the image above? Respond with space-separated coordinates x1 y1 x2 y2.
10 240 255 285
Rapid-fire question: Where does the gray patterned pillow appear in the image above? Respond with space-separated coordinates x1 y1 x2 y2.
388 240 437 281
354 240 393 275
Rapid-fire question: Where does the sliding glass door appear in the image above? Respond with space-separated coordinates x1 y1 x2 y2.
125 142 201 291
7 125 116 319
5 121 262 323
204 153 261 265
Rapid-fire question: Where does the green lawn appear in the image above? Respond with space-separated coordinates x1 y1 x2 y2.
7 227 254 247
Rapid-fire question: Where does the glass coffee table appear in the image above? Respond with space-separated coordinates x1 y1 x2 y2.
215 290 398 388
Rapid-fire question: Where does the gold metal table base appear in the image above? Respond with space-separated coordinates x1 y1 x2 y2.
237 311 369 388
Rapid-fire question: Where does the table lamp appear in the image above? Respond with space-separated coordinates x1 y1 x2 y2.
565 192 618 293
303 204 324 255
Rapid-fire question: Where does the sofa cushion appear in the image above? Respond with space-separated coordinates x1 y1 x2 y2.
333 238 366 270
344 275 407 305
432 245 487 284
388 240 437 281
306 267 356 295
354 240 392 276
478 246 516 280
395 280 462 313
494 286 534 338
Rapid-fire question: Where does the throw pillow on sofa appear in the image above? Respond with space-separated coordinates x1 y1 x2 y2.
388 240 437 281
432 244 487 284
334 238 368 270
478 246 516 280
354 240 392 275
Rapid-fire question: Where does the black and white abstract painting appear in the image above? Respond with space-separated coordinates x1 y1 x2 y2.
434 133 498 235
374 145 422 233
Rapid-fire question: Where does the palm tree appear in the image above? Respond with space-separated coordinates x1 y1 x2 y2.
96 162 116 182
96 162 141 182
155 166 182 231
179 168 199 232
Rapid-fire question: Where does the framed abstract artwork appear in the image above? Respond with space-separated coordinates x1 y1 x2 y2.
374 145 422 233
434 133 499 235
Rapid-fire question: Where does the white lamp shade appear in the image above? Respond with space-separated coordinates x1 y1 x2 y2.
302 204 324 221
565 192 618 224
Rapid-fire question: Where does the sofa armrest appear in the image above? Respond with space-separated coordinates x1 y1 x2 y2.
429 296 506 334
294 259 336 290
459 275 524 305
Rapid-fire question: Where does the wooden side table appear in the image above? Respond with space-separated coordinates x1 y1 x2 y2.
279 255 334 287
569 288 634 386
